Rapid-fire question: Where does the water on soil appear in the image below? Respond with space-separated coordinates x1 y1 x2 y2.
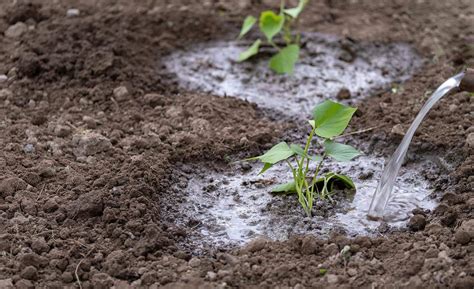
176 156 437 249
166 33 437 250
165 33 422 116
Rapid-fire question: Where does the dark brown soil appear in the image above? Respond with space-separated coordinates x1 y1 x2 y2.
0 0 472 288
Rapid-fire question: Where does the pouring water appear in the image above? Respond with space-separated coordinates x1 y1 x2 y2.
368 69 474 220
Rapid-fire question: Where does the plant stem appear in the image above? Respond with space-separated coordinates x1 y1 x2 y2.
280 0 286 12
282 17 293 45
310 153 326 189
269 40 281 51
287 158 310 217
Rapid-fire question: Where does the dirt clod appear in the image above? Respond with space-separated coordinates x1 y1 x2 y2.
0 279 14 289
18 253 48 268
14 279 34 289
31 237 49 254
300 236 319 255
336 88 351 100
72 132 112 156
20 266 38 280
243 237 268 253
408 214 427 231
0 177 27 197
466 133 474 148
54 124 72 137
31 114 48 126
5 22 27 38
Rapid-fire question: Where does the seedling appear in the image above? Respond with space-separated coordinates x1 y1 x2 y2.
237 0 309 74
246 100 361 217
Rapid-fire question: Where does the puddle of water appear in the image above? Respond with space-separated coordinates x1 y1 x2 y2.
165 33 422 116
177 156 437 248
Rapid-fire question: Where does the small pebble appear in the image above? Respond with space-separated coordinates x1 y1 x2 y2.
66 9 80 17
206 271 217 281
23 144 35 154
0 74 7 83
113 86 129 101
391 124 405 136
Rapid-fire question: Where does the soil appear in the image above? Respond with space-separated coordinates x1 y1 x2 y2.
0 0 473 289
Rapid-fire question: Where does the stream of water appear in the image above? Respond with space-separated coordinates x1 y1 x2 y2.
367 72 466 220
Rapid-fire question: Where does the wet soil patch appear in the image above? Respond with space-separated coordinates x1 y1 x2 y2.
166 32 422 116
168 153 438 252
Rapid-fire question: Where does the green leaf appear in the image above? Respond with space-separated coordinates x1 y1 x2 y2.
323 140 361 162
312 155 323 162
283 0 308 18
259 10 284 42
290 144 305 157
315 172 356 197
332 173 355 189
269 44 300 74
319 268 327 276
246 142 295 164
320 172 355 190
259 163 273 175
308 120 315 129
312 100 357 138
272 181 296 193
238 16 257 39
238 39 261 62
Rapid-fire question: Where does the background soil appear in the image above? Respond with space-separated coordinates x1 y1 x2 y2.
0 0 472 288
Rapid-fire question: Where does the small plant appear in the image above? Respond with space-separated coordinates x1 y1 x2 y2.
246 100 361 217
237 0 309 74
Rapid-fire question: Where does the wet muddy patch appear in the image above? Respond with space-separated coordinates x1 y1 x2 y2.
165 33 422 116
170 155 437 251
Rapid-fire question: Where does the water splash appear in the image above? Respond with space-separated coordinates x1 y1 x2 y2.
367 72 466 220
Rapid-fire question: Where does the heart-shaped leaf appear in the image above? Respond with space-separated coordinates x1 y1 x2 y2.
283 0 308 18
239 16 257 39
259 10 284 42
312 100 357 138
269 44 300 74
246 142 294 164
323 140 361 162
238 39 261 62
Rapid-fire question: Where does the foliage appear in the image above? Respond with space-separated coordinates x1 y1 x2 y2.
237 0 309 74
246 100 360 217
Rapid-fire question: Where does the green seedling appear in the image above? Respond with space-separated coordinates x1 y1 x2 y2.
237 0 309 74
245 100 361 217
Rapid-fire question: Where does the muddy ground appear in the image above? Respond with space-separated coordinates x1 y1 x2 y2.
0 0 473 288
